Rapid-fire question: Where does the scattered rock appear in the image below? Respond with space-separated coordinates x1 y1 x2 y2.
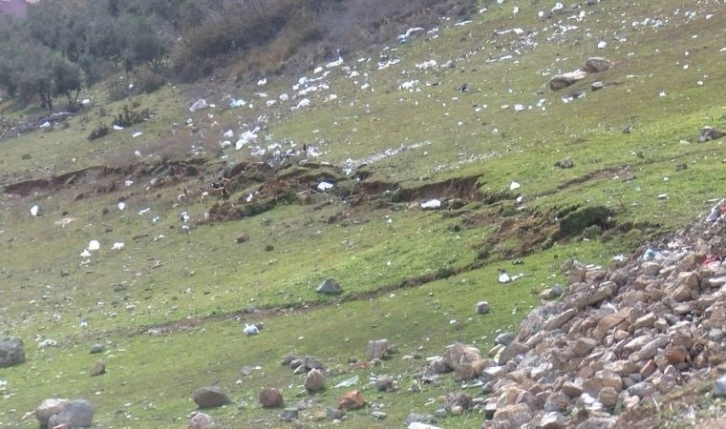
280 408 299 422
0 336 25 368
581 57 613 73
493 403 533 427
698 126 725 143
259 387 284 408
337 390 365 410
371 410 387 420
367 339 389 360
89 361 106 376
374 375 395 392
714 375 726 398
317 278 342 295
549 70 588 91
305 369 326 393
193 386 231 408
476 301 490 314
89 344 104 354
189 412 214 429
554 158 574 169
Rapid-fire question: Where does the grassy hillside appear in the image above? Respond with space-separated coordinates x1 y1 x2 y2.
1 0 725 427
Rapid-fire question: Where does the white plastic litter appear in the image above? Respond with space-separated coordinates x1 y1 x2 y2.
243 324 260 336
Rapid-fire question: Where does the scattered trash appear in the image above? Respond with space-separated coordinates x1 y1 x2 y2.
243 324 260 336
88 240 101 251
118 202 126 211
30 205 40 217
510 181 521 191
229 98 246 108
421 199 442 209
112 242 125 250
334 375 359 388
498 271 512 283
132 131 143 138
317 181 334 191
189 99 209 112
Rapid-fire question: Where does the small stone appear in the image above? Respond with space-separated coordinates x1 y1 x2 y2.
598 387 619 407
259 388 283 408
573 337 597 357
89 344 104 354
89 361 106 376
562 381 583 398
317 278 342 295
280 408 299 422
538 411 566 429
591 81 604 91
367 339 389 361
495 332 515 346
374 376 395 392
371 411 387 420
327 407 346 420
640 360 657 379
189 412 214 429
305 369 326 393
665 345 688 365
0 336 25 368
476 301 490 314
714 375 726 397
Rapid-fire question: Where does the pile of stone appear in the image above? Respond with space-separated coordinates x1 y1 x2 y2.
425 200 726 428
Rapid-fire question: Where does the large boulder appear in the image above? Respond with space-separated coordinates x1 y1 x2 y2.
337 390 365 410
47 399 94 428
35 398 68 428
366 339 389 360
0 336 25 368
304 369 326 393
549 70 588 91
581 57 613 73
193 386 231 408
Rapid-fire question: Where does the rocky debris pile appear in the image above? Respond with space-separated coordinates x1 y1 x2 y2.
0 336 25 368
421 200 726 428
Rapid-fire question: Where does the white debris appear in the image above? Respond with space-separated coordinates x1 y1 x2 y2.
292 98 311 110
398 27 424 42
415 60 438 70
39 121 51 129
597 41 607 49
113 125 124 131
189 99 208 112
229 98 246 108
30 205 40 217
257 78 267 86
80 249 91 258
132 131 143 138
112 242 125 250
223 129 234 139
138 208 151 215
421 199 442 209
334 375 360 388
236 127 260 150
399 80 420 92
88 240 101 251
510 181 521 190
498 272 512 283
317 181 334 191
243 324 260 336
125 180 134 187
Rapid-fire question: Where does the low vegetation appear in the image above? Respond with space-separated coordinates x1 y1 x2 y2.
1 0 725 428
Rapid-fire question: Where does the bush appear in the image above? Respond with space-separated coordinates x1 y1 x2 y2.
88 122 109 140
112 104 150 127
136 69 165 94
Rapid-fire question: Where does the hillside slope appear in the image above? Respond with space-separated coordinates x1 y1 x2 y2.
1 1 726 428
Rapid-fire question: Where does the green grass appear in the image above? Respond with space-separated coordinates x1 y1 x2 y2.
2 0 726 427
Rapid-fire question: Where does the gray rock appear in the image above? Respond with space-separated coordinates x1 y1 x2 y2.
367 339 389 360
47 399 94 428
698 126 726 143
305 369 326 393
90 343 105 354
317 278 342 295
576 416 617 429
544 308 576 331
404 413 436 425
714 375 726 397
374 375 395 392
189 412 214 429
495 332 515 346
598 387 619 407
554 158 574 169
0 336 25 368
538 411 566 429
280 408 299 422
193 386 231 408
493 403 533 427
327 407 346 420
303 355 323 370
371 411 387 420
476 301 490 314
